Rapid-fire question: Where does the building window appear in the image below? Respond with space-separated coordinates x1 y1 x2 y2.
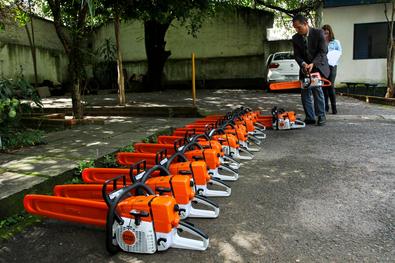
353 22 390 60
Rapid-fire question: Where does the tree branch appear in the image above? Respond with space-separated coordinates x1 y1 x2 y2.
254 0 322 17
47 0 71 55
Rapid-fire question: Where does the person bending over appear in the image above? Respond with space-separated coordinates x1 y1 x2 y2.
292 14 330 126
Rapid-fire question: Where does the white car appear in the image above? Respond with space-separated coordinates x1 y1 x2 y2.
265 52 300 90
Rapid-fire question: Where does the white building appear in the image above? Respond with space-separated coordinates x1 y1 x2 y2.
322 0 394 84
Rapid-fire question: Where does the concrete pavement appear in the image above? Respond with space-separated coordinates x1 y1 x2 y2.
0 89 394 262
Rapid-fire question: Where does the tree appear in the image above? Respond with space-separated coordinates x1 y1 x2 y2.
46 0 93 119
101 0 129 105
130 0 212 91
385 1 395 98
14 0 39 87
113 8 126 105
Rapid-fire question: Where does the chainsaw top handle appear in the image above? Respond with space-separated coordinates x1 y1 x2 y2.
179 141 204 154
208 127 226 138
189 133 210 142
164 152 189 169
104 182 154 254
140 165 171 183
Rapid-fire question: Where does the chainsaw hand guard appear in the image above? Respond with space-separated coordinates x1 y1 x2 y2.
196 178 231 197
220 155 241 170
180 195 220 218
209 165 239 182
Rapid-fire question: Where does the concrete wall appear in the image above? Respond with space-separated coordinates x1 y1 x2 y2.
92 8 274 83
322 3 394 84
0 8 287 87
0 17 68 83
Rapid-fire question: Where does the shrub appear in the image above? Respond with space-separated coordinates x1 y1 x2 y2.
1 130 45 150
0 74 42 134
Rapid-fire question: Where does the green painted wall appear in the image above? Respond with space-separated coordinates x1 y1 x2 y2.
0 17 68 83
0 8 293 86
92 8 276 82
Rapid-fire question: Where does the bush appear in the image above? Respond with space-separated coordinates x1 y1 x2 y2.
1 130 45 150
76 159 95 175
0 74 42 134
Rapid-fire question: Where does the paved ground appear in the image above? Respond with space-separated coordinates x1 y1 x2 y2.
1 90 394 262
41 89 395 117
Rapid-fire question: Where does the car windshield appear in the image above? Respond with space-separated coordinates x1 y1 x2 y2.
273 53 294 60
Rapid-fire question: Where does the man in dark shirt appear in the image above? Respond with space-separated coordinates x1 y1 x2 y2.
292 14 330 126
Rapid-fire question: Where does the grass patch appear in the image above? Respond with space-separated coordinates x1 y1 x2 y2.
1 129 46 152
0 211 41 242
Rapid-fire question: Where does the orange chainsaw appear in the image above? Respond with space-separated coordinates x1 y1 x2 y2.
177 120 261 153
174 128 254 161
134 140 238 181
117 150 231 197
271 107 306 130
68 163 220 219
24 181 209 254
157 134 241 170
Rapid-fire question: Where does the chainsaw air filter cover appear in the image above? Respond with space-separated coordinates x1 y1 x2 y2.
114 217 156 253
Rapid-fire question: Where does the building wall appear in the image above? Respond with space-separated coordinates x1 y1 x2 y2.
92 8 274 82
322 3 394 84
0 8 287 87
0 17 68 83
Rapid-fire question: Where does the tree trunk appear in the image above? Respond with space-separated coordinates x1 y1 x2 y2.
114 13 126 105
385 2 395 98
47 0 88 118
30 15 38 87
71 78 83 119
22 0 38 87
25 20 38 87
386 39 394 98
144 20 172 91
69 44 84 119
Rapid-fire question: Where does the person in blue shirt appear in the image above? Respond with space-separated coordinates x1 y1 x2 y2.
322 24 342 114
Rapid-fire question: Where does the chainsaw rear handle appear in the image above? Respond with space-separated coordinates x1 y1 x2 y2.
164 152 189 169
102 175 128 208
105 182 154 254
173 137 187 152
172 221 209 251
155 148 168 166
178 221 208 240
129 160 147 183
183 129 196 139
320 77 332 87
